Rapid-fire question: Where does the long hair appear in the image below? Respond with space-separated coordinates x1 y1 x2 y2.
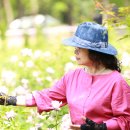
88 49 121 72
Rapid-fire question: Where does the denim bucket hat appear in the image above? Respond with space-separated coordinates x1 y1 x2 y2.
63 22 117 55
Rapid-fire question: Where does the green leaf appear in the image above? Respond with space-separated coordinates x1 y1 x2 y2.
48 124 55 128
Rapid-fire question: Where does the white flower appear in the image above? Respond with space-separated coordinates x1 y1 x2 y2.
18 61 24 67
46 67 55 74
42 51 51 57
34 50 42 59
29 127 36 130
10 55 18 62
3 121 10 125
21 78 29 89
1 70 16 80
1 70 16 85
37 114 46 120
21 78 29 85
35 123 43 129
26 60 34 68
26 116 33 123
21 48 33 57
51 100 62 110
60 114 71 130
48 116 55 121
0 86 8 94
47 128 54 130
5 110 17 120
46 76 52 82
64 62 75 72
32 71 40 77
13 86 28 96
121 52 130 66
29 124 43 130
36 77 43 85
123 70 130 79
30 109 36 115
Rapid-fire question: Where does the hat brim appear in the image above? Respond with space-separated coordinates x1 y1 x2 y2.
62 37 117 55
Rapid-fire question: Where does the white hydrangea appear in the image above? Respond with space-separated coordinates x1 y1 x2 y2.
51 100 62 110
60 114 71 130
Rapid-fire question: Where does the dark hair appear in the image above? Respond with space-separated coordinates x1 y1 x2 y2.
88 49 121 72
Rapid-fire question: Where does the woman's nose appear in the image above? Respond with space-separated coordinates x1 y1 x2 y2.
74 48 80 55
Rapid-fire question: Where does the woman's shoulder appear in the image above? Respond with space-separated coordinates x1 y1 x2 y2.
64 68 85 78
111 71 130 90
111 71 127 81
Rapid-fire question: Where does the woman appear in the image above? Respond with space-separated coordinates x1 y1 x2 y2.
0 22 130 130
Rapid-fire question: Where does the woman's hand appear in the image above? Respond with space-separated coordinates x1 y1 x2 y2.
0 92 16 106
80 116 107 130
69 116 107 130
0 92 7 105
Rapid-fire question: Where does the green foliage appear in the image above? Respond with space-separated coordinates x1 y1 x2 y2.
0 28 130 129
94 1 130 41
109 0 125 7
52 2 68 18
0 35 74 129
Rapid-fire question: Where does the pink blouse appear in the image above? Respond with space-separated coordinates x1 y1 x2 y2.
26 68 130 130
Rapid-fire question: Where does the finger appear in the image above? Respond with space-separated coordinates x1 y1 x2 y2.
68 128 80 130
81 116 93 124
70 124 80 128
69 124 80 129
81 116 86 121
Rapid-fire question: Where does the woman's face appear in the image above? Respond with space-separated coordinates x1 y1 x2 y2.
74 47 93 66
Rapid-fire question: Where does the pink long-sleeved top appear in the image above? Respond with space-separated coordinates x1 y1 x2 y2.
26 68 130 130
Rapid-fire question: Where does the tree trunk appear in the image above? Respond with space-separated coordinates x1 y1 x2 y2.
17 0 24 17
30 0 39 15
65 2 73 25
3 0 14 24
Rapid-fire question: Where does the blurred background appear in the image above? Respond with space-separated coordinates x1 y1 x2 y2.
0 0 129 47
0 0 130 129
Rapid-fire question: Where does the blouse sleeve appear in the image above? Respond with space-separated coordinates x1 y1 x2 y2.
104 79 130 130
26 75 67 114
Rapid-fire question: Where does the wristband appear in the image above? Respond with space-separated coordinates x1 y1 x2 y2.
6 96 17 106
80 124 90 130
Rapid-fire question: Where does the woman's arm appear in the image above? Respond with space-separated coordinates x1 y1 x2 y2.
0 75 67 112
105 79 130 130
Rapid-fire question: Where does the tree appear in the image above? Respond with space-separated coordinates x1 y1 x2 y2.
3 0 14 24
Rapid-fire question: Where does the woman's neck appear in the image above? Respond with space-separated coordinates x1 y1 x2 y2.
85 66 112 75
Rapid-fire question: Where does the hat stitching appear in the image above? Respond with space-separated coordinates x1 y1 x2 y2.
73 36 107 48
